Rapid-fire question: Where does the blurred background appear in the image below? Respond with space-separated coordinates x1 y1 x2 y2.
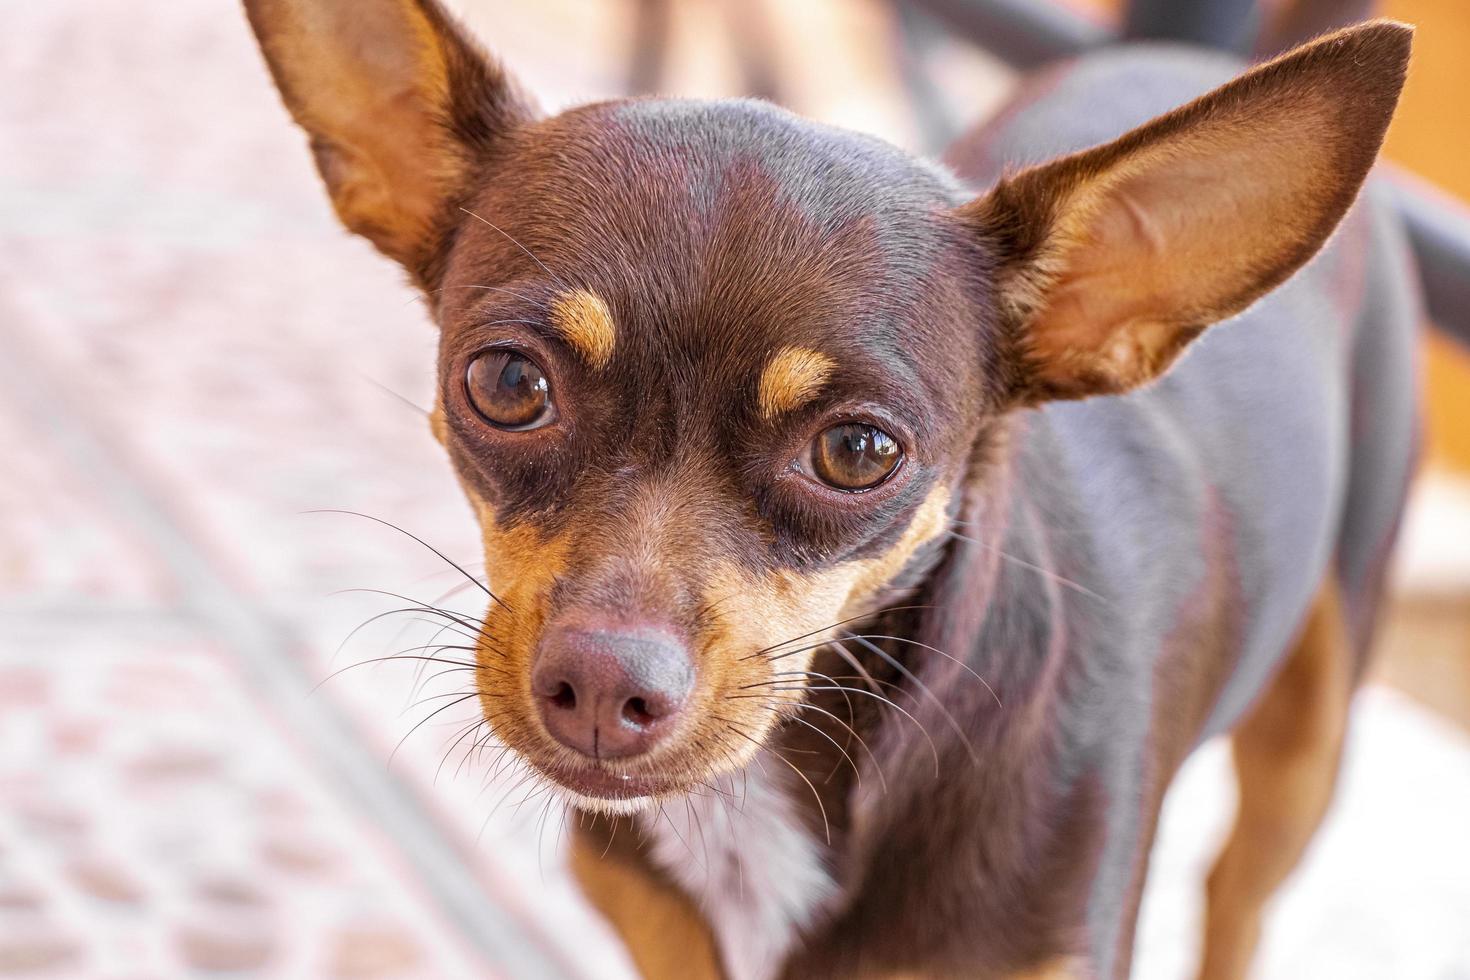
2 0 1467 977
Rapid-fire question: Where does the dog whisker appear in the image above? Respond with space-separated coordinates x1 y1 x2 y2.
389 692 482 768
309 509 510 610
945 529 1106 604
311 652 484 695
734 685 941 778
776 712 864 791
435 717 488 785
842 631 1003 709
333 587 493 638
725 726 831 847
737 603 936 662
834 636 983 768
781 697 888 797
428 282 545 307
359 374 430 417
459 207 572 292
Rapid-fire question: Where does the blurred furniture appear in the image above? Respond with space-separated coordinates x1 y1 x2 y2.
896 0 1470 352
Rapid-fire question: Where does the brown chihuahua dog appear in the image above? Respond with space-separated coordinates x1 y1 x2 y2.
245 3 1417 977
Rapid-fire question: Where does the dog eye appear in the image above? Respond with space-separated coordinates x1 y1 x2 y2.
810 423 901 491
465 351 554 430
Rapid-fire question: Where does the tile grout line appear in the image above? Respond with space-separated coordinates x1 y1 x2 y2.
0 322 580 980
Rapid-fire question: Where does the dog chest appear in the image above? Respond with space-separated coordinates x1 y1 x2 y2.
642 765 838 980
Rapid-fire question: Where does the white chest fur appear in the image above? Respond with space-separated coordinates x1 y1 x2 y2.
642 765 837 980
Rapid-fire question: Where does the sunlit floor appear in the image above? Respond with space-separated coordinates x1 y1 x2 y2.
1 2 1466 977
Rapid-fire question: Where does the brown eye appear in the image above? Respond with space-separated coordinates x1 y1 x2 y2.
465 351 553 429
811 423 901 491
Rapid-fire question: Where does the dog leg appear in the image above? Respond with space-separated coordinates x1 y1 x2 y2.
1197 579 1353 980
570 823 726 980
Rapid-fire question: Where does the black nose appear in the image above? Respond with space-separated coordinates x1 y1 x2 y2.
531 621 694 760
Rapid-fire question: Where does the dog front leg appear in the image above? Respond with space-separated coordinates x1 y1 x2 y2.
570 820 726 980
857 955 1088 980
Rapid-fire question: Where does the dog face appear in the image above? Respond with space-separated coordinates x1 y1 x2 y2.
245 0 1407 809
428 100 988 807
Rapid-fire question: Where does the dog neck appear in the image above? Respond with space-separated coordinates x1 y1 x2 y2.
639 422 1092 978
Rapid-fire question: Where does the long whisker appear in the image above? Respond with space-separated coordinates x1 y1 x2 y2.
307 509 509 610
427 282 544 306
360 374 429 416
329 589 502 692
834 636 982 767
818 639 886 697
311 652 483 694
846 631 1005 708
780 691 888 797
331 588 496 635
729 727 831 847
459 208 570 291
732 684 940 777
946 530 1105 603
738 604 936 662
776 711 863 790
436 717 488 785
656 801 705 872
389 693 481 768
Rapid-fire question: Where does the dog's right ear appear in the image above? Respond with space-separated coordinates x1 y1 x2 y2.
244 0 534 282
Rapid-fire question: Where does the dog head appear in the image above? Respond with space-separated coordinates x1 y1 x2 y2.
246 0 1407 811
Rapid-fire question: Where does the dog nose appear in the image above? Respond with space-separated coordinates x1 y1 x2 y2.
531 622 694 760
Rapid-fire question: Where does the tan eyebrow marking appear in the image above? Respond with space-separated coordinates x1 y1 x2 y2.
758 347 836 419
549 288 616 369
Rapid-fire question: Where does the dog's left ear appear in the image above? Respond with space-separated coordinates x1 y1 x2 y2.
244 0 535 283
959 21 1411 404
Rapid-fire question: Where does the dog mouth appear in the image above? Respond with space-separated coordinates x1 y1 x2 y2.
537 760 686 812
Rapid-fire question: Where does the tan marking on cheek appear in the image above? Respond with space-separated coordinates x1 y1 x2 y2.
757 347 836 419
459 488 572 754
698 485 952 745
428 401 447 446
549 288 616 369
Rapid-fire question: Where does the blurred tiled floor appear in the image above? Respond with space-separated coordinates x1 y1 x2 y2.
0 2 629 976
1 2 1466 978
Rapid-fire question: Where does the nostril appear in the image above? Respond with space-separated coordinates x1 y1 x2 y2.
534 622 693 758
622 696 654 727
548 681 577 711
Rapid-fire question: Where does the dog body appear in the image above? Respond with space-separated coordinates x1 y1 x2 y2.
645 48 1421 980
243 5 1415 977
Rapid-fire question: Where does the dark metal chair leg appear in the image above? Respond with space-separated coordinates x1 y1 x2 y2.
720 0 784 103
904 0 1108 71
626 0 673 96
1255 0 1378 56
1122 0 1260 54
893 1 966 155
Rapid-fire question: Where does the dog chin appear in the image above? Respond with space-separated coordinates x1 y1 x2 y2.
557 787 659 816
529 761 679 815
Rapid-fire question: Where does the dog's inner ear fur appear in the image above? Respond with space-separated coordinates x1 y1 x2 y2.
959 21 1411 404
245 0 533 280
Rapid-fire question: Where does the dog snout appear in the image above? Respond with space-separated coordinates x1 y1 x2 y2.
531 621 694 760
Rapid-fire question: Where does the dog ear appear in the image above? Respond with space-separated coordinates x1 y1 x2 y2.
958 21 1411 404
244 0 534 282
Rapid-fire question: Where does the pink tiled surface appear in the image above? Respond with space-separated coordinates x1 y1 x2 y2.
0 626 490 977
1 1 631 977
